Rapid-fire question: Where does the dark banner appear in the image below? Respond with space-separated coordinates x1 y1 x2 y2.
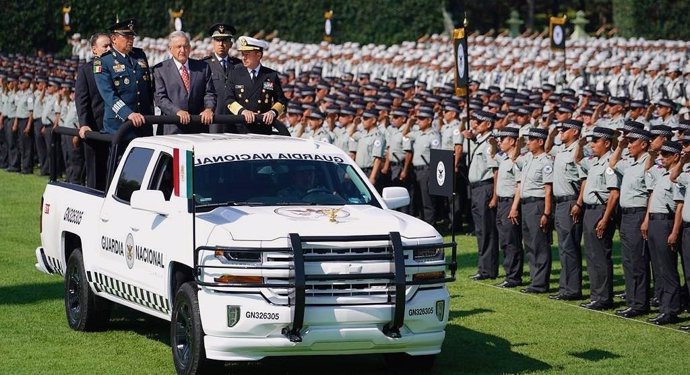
430 149 454 198
550 16 566 51
453 28 468 97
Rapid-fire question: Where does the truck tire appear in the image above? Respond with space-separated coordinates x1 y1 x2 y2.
64 249 112 331
384 353 437 371
171 282 219 375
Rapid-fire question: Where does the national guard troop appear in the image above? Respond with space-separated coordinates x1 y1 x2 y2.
672 147 690 331
226 36 289 135
2 76 18 172
549 119 584 300
644 141 682 325
302 110 332 143
609 125 652 317
351 109 385 188
403 108 441 224
578 127 620 310
203 23 241 133
40 79 60 176
438 104 464 229
94 19 154 138
14 75 34 174
515 127 554 294
385 108 412 213
33 76 48 176
493 126 524 288
467 110 499 280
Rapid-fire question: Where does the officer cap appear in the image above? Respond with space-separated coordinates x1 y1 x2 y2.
516 107 531 116
417 109 435 119
624 127 652 142
237 36 269 52
19 75 31 83
36 76 47 83
472 110 496 122
528 102 542 110
351 101 366 109
390 108 408 117
488 86 501 94
608 96 627 106
650 125 673 138
496 111 508 119
6 76 17 82
477 88 491 96
444 104 460 112
390 89 404 99
486 100 500 109
60 80 74 89
590 127 616 140
286 104 303 115
308 110 325 120
657 98 676 109
109 18 137 36
541 83 556 92
375 102 390 111
526 127 548 140
561 96 578 106
496 127 520 139
629 100 647 109
208 23 236 39
561 119 584 130
677 119 690 132
562 88 576 96
660 140 682 154
581 108 594 116
623 120 645 132
340 106 357 116
326 106 340 115
362 109 379 119
557 105 574 113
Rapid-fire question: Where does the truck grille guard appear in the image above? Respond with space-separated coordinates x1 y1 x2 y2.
193 232 457 342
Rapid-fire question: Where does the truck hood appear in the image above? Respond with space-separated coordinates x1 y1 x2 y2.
197 205 440 242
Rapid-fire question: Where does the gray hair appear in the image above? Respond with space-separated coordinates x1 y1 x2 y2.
89 32 109 47
168 31 191 46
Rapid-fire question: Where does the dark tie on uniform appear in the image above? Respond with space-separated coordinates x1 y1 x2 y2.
220 59 226 72
180 65 190 92
251 69 256 82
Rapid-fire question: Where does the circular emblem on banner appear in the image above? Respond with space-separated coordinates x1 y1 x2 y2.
456 43 465 79
436 161 446 187
125 233 135 269
64 13 70 25
174 18 183 32
325 19 332 36
553 25 564 46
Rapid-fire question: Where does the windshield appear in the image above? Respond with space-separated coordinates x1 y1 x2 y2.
193 159 377 209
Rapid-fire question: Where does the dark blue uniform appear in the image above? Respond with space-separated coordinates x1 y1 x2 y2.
94 47 153 136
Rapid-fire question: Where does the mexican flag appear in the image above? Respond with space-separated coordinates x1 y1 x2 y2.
173 148 193 199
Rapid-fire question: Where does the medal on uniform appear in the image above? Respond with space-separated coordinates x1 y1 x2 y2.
137 59 147 68
113 64 125 73
124 77 130 85
115 80 120 87
263 81 274 90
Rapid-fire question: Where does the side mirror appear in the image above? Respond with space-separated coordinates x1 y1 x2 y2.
381 187 410 210
130 190 170 216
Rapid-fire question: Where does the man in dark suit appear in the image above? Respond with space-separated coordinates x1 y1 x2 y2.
203 23 241 133
153 31 216 135
76 32 110 190
226 36 289 135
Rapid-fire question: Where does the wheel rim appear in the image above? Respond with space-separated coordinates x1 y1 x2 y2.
174 299 193 370
66 262 81 325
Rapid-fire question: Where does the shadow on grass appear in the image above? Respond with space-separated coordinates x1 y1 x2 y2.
568 349 621 362
0 281 63 304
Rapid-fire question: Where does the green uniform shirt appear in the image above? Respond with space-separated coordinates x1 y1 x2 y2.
646 165 676 214
614 152 650 208
495 152 518 198
14 89 33 119
354 128 386 168
403 127 441 167
517 152 554 198
468 132 498 183
386 125 406 165
579 151 620 205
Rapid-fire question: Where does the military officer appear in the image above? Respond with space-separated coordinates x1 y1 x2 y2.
94 18 154 139
351 109 386 187
467 110 499 280
226 36 289 136
514 127 554 294
577 127 620 310
403 108 441 224
549 119 585 300
643 141 682 325
203 23 241 133
493 127 524 288
609 126 652 317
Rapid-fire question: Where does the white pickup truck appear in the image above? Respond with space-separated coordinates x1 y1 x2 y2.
37 132 456 374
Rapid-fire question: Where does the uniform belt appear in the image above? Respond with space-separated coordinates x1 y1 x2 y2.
413 165 428 171
521 197 545 204
683 221 690 228
361 167 373 174
470 179 492 188
584 204 605 209
649 213 674 220
389 162 400 166
498 197 513 202
621 207 646 214
554 195 577 203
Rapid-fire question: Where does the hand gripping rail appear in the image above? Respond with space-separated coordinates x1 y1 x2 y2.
193 232 457 343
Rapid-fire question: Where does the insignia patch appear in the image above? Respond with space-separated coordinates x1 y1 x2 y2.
432 139 440 146
605 167 614 175
93 65 102 74
137 59 147 68
453 129 460 135
374 139 382 147
113 64 125 73
543 165 553 174
263 81 274 90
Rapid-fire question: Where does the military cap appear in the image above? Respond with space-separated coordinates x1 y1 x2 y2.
629 100 647 109
301 88 316 97
561 119 584 130
608 97 627 106
488 86 501 94
562 88 576 97
109 18 137 36
374 102 390 111
399 82 414 90
326 106 340 115
526 127 548 140
657 98 676 109
468 102 483 111
623 120 645 132
496 127 520 139
6 76 17 82
417 109 434 119
516 107 531 116
650 125 674 138
237 36 269 51
308 110 325 120
390 89 404 98
557 105 574 113
624 127 652 142
487 100 502 109
660 140 682 154
444 104 460 112
677 119 690 132
541 83 556 92
351 101 366 110
36 76 47 83
208 23 236 39
362 109 379 119
390 108 408 117
340 107 357 116
472 110 496 122
589 127 616 140
528 102 542 110
286 104 303 115
60 79 74 88
496 111 508 119
562 96 578 106
477 88 491 96
19 75 31 82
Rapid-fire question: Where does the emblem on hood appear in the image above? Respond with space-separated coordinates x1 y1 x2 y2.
274 207 350 222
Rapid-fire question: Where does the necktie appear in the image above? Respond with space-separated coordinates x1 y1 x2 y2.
251 69 256 82
180 65 190 92
220 59 226 72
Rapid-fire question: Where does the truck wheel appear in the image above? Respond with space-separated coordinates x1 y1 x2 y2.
64 249 111 331
171 282 219 375
384 353 437 371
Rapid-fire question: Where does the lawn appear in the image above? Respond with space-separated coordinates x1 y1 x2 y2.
0 169 687 374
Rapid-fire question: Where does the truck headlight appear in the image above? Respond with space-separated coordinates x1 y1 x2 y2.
413 247 444 261
227 305 241 327
214 249 261 263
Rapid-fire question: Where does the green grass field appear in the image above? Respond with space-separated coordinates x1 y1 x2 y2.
0 169 688 374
